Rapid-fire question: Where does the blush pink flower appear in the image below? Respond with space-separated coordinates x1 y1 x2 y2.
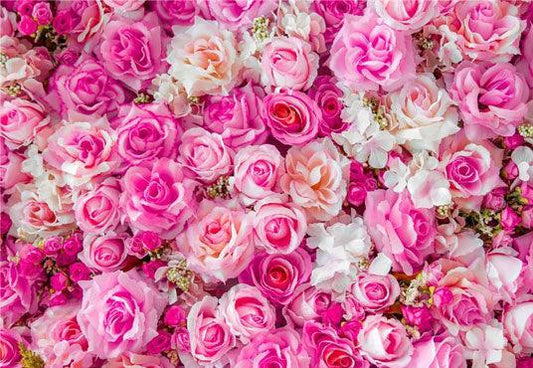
103 0 145 12
199 0 277 30
409 335 467 368
55 0 104 44
348 272 400 313
103 352 172 368
79 233 128 273
504 297 533 355
150 0 199 29
0 98 49 149
372 0 438 32
0 140 31 191
283 284 341 328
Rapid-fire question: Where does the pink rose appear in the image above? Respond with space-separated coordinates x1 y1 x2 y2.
120 158 196 239
180 200 253 282
261 37 319 91
103 0 145 12
30 303 93 368
203 82 267 149
0 328 23 368
364 189 436 275
504 297 533 355
56 0 104 44
409 335 466 368
486 250 523 302
77 270 167 358
307 75 348 137
187 296 236 366
517 27 533 88
114 103 180 167
348 272 400 312
17 15 37 35
0 98 49 149
199 0 277 30
98 13 162 91
79 233 128 273
150 0 199 29
0 140 31 191
0 7 16 37
42 119 119 187
329 11 416 91
74 178 121 234
234 328 310 368
104 352 172 368
262 90 320 146
373 0 437 31
312 0 366 43
232 144 284 206
253 198 307 254
449 62 529 140
240 249 312 305
284 284 342 328
359 315 413 368
48 57 125 118
219 284 276 343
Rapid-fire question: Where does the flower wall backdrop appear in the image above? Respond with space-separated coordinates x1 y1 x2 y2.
1 0 533 367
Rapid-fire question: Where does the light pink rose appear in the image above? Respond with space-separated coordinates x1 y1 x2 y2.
449 62 529 140
150 0 199 29
262 90 320 146
284 284 341 328
30 303 93 368
359 315 413 368
373 0 438 32
504 297 533 355
364 189 436 275
77 270 167 359
517 27 533 88
219 284 276 344
0 7 16 37
0 98 49 149
281 138 349 221
253 197 307 254
56 0 104 44
42 118 119 187
187 296 236 366
261 36 319 91
178 127 233 184
203 82 267 149
349 272 400 313
234 328 310 368
79 233 128 273
104 352 172 368
103 0 145 12
98 13 162 91
409 335 466 368
74 178 121 234
180 200 253 283
0 328 23 368
120 158 196 239
486 250 523 303
199 0 277 30
0 140 31 191
329 11 416 91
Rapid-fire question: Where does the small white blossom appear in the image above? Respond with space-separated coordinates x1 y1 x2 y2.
511 146 533 182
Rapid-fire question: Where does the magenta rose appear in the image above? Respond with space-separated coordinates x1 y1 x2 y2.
262 90 321 146
449 62 529 140
348 272 400 312
409 335 467 368
329 11 416 91
149 0 199 29
79 233 128 273
307 75 348 137
0 328 23 368
312 0 366 43
364 189 436 275
203 82 267 149
77 270 167 359
0 98 49 149
120 158 196 239
199 0 276 30
55 0 104 44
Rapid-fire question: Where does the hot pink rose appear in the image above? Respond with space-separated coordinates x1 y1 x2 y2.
0 98 49 149
449 62 529 140
79 233 128 273
261 37 319 91
364 189 436 275
203 82 267 149
187 296 236 366
349 272 400 313
56 0 104 44
307 75 348 137
178 127 233 184
409 335 466 368
180 200 253 283
103 352 172 368
199 0 277 30
103 0 145 12
373 0 437 31
504 297 533 355
329 11 416 91
150 0 199 29
359 315 413 368
0 328 23 368
120 158 196 239
284 284 341 328
77 270 167 358
262 90 321 146
74 178 121 234
98 13 162 91
312 0 366 43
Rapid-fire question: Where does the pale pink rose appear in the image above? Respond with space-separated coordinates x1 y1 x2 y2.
103 0 145 12
103 352 172 368
232 144 285 206
234 328 310 368
79 233 128 273
98 13 162 91
409 335 466 368
359 315 413 368
0 7 16 37
187 296 236 366
120 158 196 239
261 36 319 91
203 82 267 149
77 270 167 359
178 127 233 184
253 197 307 254
449 62 529 140
329 11 416 91
167 18 241 96
349 272 400 313
56 0 104 44
364 189 436 275
0 98 49 149
504 297 533 355
280 138 349 221
486 250 523 303
150 0 199 29
373 0 438 32
74 178 121 234
0 140 31 191
0 328 23 368
219 284 276 344
30 303 93 368
517 27 533 88
114 103 180 167
199 0 277 30
284 283 341 328
42 119 119 187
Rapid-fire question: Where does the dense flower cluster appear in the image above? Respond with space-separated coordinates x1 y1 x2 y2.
1 1 533 368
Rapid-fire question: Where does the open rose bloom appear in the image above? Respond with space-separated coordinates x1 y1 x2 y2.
2 1 533 368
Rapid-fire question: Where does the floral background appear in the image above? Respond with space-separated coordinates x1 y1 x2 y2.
1 0 533 367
